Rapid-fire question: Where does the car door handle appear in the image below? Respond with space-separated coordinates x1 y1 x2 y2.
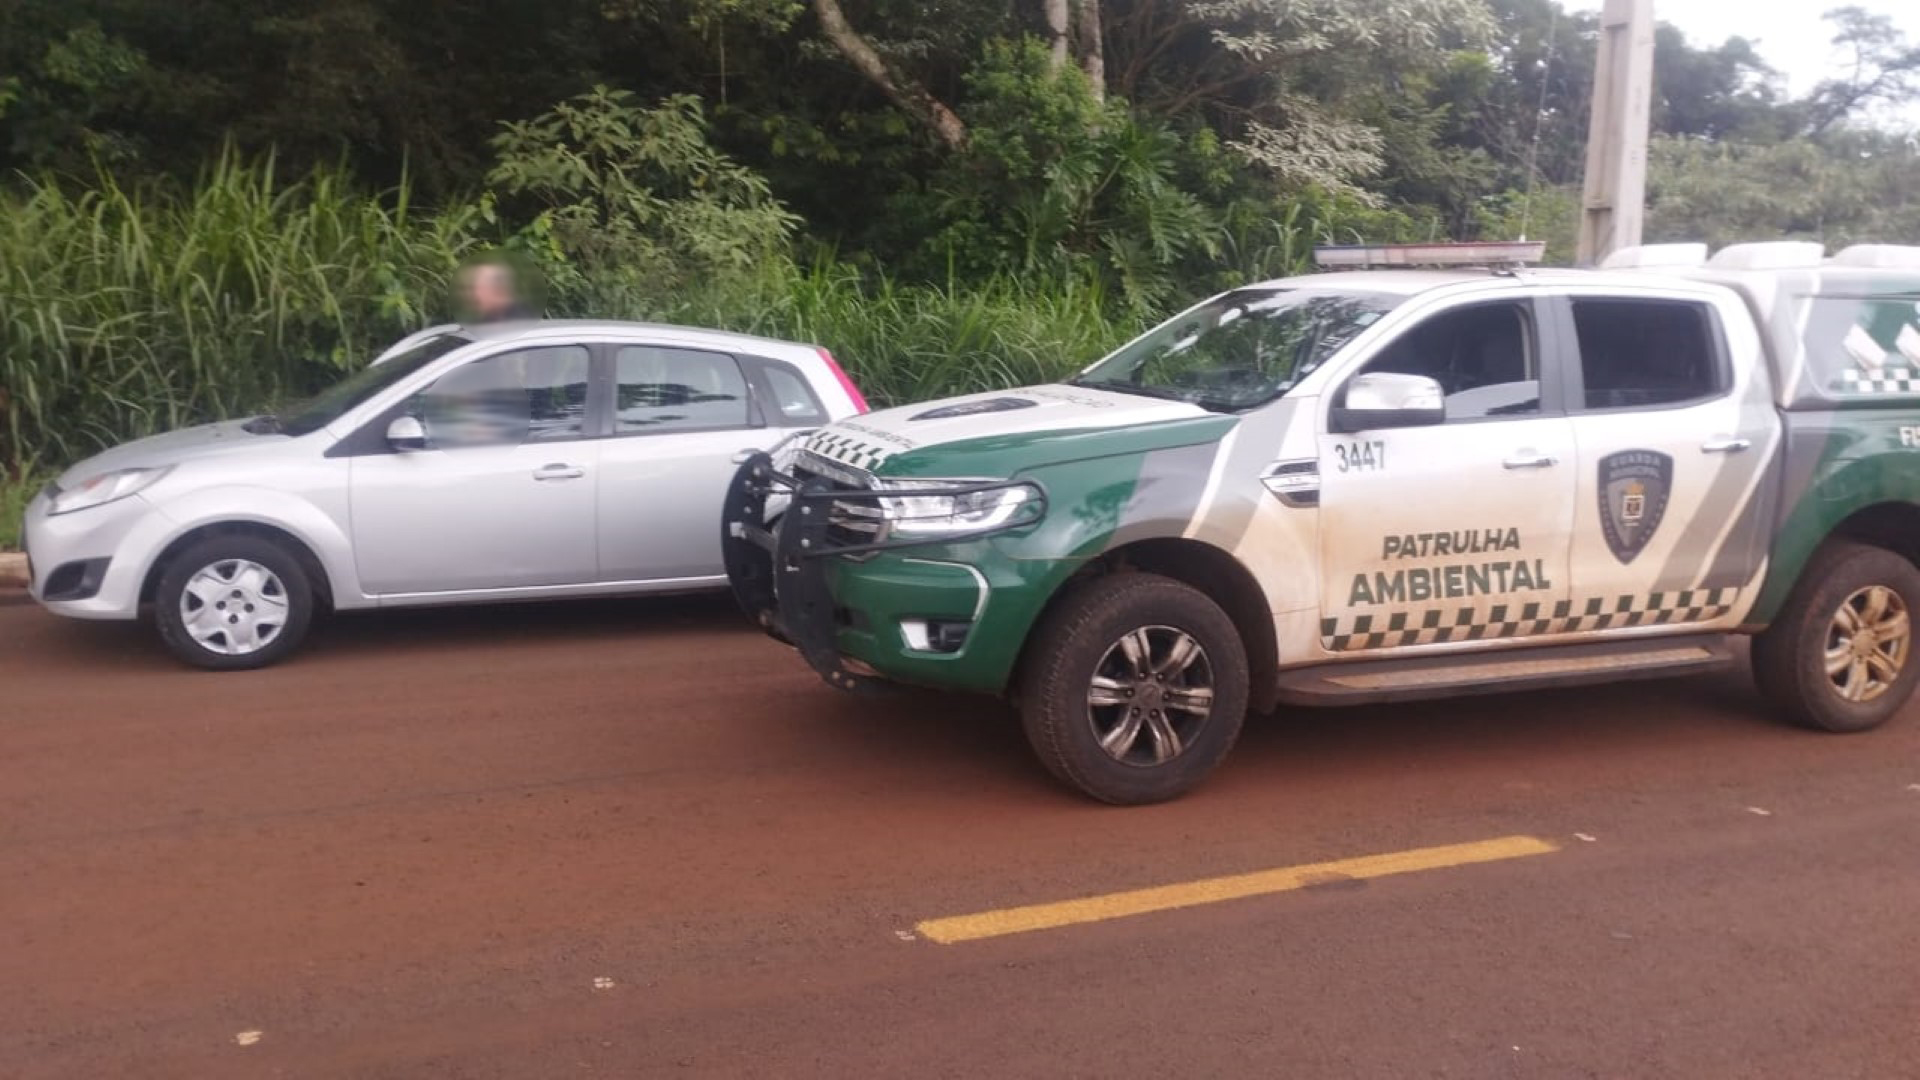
1701 436 1751 454
532 463 585 481
1502 452 1557 470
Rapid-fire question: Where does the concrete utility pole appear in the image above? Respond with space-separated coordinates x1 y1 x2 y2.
1576 0 1655 265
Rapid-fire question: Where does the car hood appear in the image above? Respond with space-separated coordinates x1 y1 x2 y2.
795 384 1217 476
56 419 288 488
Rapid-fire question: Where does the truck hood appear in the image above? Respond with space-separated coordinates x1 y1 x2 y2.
57 419 288 489
797 384 1215 475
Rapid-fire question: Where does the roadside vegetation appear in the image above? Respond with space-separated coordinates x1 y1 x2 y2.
2 0 1917 549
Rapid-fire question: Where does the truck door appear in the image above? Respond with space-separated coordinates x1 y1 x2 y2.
1316 297 1577 653
1558 294 1778 629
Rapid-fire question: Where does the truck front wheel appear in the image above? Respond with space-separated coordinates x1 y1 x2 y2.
1017 573 1250 804
1752 540 1920 733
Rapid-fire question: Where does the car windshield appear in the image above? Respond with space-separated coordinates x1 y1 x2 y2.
280 335 470 436
1072 288 1401 411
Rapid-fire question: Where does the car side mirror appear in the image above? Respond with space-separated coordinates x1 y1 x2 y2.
386 415 428 452
1330 373 1446 433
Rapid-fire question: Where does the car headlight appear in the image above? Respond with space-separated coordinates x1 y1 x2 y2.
874 479 1044 538
47 467 171 516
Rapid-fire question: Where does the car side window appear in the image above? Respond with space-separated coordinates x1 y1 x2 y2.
756 361 827 425
1358 301 1540 420
614 346 751 434
1572 299 1723 410
419 345 590 448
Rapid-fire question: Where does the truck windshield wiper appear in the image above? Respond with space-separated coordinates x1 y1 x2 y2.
1069 380 1199 403
1069 380 1250 414
242 414 282 434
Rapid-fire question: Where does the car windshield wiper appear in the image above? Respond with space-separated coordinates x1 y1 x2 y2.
242 414 282 434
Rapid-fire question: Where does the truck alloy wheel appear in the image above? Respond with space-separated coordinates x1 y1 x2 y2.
1753 540 1920 733
1824 585 1910 703
1019 574 1249 804
1088 626 1216 766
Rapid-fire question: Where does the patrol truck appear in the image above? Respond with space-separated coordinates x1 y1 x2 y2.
723 241 1920 804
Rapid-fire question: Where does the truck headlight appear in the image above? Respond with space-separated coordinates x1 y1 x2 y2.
47 467 171 516
875 479 1044 538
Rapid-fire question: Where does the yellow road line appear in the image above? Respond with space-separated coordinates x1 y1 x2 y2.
915 834 1559 944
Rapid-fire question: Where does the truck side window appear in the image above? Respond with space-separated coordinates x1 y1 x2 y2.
1572 299 1722 410
1360 301 1539 420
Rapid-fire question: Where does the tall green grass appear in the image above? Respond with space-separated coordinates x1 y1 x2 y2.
0 472 42 552
664 263 1137 405
0 152 484 478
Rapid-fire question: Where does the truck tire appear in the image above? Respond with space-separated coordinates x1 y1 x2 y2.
1751 540 1920 733
1018 573 1249 804
155 534 315 671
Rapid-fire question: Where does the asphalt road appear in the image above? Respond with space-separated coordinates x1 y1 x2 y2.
2 591 1916 1079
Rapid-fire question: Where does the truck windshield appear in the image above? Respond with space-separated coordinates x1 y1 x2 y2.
1073 288 1400 411
280 335 470 436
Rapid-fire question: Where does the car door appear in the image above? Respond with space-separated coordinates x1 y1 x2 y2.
1315 296 1577 654
349 343 600 596
1558 293 1777 629
594 343 773 583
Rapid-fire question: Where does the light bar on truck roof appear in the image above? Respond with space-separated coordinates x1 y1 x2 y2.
1313 241 1546 270
1599 243 1708 270
1707 241 1825 270
1829 244 1920 270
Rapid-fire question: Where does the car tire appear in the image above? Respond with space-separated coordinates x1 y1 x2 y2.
1751 540 1920 733
1017 573 1249 804
154 534 315 671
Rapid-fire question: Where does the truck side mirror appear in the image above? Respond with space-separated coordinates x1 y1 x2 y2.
386 415 429 452
1330 373 1446 433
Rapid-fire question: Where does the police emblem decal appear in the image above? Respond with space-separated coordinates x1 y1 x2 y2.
1598 450 1673 564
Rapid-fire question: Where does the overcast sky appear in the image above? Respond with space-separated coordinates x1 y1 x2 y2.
1567 0 1919 127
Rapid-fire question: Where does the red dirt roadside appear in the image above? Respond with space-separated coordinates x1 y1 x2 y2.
2 594 1916 1078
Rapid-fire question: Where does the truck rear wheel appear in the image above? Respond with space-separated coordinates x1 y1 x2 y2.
1752 540 1920 733
1017 573 1249 804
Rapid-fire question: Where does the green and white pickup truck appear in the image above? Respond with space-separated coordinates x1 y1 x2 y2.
723 241 1920 804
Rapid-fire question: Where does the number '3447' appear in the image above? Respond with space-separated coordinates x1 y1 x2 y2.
1333 440 1385 472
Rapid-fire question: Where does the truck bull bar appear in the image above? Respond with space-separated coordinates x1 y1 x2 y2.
720 449 1043 692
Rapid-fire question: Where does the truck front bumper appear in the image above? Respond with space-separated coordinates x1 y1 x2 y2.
720 452 1059 695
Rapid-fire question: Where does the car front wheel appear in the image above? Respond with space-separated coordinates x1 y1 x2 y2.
154 535 315 670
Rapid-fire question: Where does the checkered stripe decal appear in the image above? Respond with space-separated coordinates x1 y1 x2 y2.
802 430 890 472
1319 589 1739 652
1836 367 1920 395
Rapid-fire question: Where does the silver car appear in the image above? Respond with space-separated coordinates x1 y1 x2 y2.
20 320 869 668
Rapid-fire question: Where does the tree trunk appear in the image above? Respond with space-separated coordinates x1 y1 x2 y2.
1073 0 1106 101
812 0 968 150
1045 0 1071 73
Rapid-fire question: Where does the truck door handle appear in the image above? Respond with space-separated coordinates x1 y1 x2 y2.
1701 437 1751 454
532 463 585 481
1502 452 1557 470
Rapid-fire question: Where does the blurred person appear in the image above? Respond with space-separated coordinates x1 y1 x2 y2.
422 353 531 448
454 254 540 323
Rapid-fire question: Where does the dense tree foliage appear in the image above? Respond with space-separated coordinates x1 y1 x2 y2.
3 0 1915 265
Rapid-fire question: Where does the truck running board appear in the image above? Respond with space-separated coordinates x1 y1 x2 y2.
1274 634 1737 706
